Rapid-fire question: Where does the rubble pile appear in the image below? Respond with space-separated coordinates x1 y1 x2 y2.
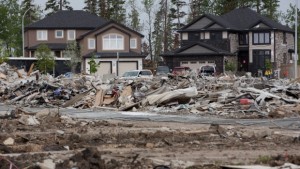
0 62 300 119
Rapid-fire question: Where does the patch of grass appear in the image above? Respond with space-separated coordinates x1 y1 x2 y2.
255 155 272 164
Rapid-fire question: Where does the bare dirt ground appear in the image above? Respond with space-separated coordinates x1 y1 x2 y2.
1 114 300 169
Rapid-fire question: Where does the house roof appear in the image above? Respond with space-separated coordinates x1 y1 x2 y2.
26 10 144 38
162 42 232 56
78 21 144 40
26 10 108 29
221 8 292 32
181 7 293 32
83 51 146 58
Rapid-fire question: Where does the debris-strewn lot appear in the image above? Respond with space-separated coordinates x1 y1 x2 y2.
0 62 300 169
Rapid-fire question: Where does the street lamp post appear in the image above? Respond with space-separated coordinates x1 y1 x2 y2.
295 0 298 78
22 8 30 57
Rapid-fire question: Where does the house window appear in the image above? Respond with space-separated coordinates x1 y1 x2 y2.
67 30 76 40
188 32 200 41
130 39 137 49
253 32 270 44
210 31 222 40
103 34 124 50
55 30 63 38
182 33 188 40
239 33 248 45
200 32 205 39
283 32 287 44
88 38 96 49
37 30 48 41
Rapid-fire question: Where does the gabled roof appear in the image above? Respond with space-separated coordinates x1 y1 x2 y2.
162 42 232 56
221 8 292 32
78 20 144 40
26 10 108 29
180 8 293 32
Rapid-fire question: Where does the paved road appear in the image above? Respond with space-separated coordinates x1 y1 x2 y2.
59 108 300 129
1 104 299 129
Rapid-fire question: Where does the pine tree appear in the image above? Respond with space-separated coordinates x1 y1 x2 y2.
45 0 73 16
83 0 98 14
152 9 164 62
213 0 239 15
127 0 141 31
142 0 154 60
261 0 280 21
98 0 126 24
111 0 126 24
188 0 212 22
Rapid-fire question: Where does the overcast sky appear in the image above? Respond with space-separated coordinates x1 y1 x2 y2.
31 0 296 13
32 0 295 12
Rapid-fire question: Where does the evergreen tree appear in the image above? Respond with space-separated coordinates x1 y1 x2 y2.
213 0 239 15
127 0 141 31
98 0 126 24
111 0 126 24
98 0 108 18
142 0 154 60
188 0 212 22
84 0 98 14
45 0 73 16
261 0 280 21
152 8 164 62
35 44 55 74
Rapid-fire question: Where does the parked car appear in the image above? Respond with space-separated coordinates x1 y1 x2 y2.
156 66 170 76
120 69 153 80
198 65 216 77
172 66 191 76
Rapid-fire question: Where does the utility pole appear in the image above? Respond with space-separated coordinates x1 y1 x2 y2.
295 0 298 78
60 0 63 10
163 0 168 53
22 8 31 57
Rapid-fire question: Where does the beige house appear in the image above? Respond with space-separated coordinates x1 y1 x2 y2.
24 10 145 76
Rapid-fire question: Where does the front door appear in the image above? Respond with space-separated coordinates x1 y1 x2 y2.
238 51 249 72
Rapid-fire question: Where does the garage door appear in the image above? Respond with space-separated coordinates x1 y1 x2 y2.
118 61 138 76
181 61 215 71
95 61 112 76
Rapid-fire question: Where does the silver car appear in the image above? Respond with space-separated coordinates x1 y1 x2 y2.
120 70 153 80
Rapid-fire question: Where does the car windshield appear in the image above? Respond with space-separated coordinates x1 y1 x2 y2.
122 71 139 77
157 66 169 73
200 66 214 73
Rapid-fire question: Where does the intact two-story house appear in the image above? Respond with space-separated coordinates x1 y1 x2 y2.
162 8 295 78
24 10 144 76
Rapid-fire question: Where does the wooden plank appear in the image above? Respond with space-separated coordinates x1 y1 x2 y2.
94 89 104 107
27 63 34 76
